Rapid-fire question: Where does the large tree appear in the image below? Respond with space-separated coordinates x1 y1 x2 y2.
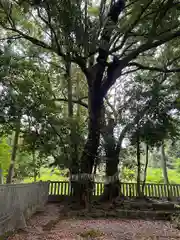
0 0 180 199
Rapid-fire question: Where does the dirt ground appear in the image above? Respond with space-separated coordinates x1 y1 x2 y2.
8 204 180 240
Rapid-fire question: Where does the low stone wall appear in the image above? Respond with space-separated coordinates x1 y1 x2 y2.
0 181 49 236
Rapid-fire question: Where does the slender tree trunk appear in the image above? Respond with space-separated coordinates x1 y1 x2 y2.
0 166 3 184
160 143 169 184
136 131 141 197
6 119 21 184
66 61 80 199
142 144 149 194
67 62 73 120
152 148 157 168
160 142 171 199
32 150 37 182
93 159 98 175
34 173 37 182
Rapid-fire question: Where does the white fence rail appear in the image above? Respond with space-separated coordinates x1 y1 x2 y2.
0 182 49 236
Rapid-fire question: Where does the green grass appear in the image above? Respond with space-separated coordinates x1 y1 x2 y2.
22 167 180 198
122 167 180 184
146 168 180 184
23 168 68 183
22 167 180 185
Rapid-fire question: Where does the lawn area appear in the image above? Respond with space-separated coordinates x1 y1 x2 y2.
22 167 180 184
23 168 68 183
146 168 180 184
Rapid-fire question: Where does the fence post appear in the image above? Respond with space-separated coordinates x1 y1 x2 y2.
47 181 180 201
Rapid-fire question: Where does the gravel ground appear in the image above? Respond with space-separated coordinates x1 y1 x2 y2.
8 204 180 240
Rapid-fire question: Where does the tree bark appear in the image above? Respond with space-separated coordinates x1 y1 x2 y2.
0 167 3 184
103 156 120 201
66 61 76 163
160 142 171 199
65 61 80 199
136 131 141 197
79 0 125 204
160 143 169 184
100 117 120 201
34 173 37 182
79 95 102 205
79 71 104 176
32 151 37 182
6 119 21 184
142 144 149 194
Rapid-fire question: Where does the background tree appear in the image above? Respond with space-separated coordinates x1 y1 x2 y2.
0 137 11 184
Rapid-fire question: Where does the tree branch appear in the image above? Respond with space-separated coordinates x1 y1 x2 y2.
115 98 155 156
101 28 180 96
121 29 180 65
128 62 180 73
0 35 23 41
48 121 69 161
37 5 62 56
111 0 154 53
54 98 88 109
3 25 89 75
4 26 57 52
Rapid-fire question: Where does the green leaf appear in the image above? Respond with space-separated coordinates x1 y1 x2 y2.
88 6 99 16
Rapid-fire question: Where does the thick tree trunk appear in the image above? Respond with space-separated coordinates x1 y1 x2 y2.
79 99 102 204
99 116 120 201
80 0 125 173
6 119 21 184
79 0 125 205
102 156 120 201
80 99 102 173
101 118 131 201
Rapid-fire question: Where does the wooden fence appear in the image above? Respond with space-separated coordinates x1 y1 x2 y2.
0 182 49 236
48 181 180 201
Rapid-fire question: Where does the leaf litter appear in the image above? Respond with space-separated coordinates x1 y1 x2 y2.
7 204 180 240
